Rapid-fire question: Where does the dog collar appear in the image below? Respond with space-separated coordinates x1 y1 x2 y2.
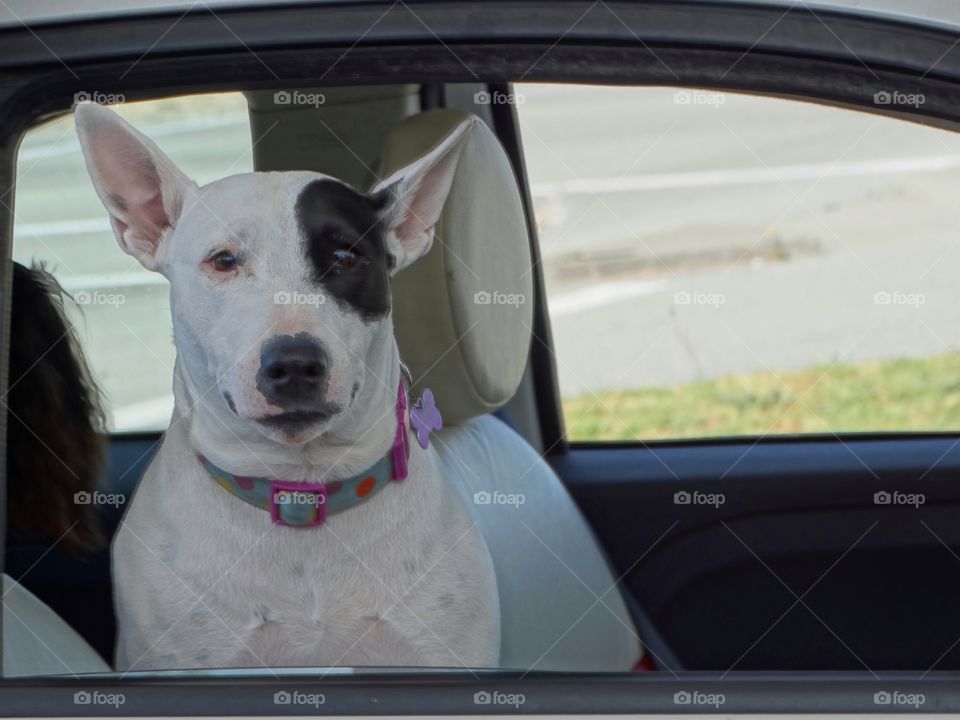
198 381 412 528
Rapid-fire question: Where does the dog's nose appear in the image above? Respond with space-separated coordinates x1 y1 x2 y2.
257 335 329 405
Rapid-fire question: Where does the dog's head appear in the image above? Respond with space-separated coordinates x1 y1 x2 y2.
75 102 472 444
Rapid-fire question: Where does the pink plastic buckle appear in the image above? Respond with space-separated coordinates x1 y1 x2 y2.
269 480 327 527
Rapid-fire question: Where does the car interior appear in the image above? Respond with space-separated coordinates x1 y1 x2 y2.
4 0 960 716
4 85 644 676
10 80 960 678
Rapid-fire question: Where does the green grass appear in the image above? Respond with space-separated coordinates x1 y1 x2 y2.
562 353 960 441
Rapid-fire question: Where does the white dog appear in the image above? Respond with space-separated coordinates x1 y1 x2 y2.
75 102 499 671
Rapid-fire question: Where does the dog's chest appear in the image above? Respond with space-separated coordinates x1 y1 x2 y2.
168 512 473 667
211 549 424 661
128 450 482 667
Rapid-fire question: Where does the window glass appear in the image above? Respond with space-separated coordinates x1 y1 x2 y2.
13 94 252 432
518 83 960 441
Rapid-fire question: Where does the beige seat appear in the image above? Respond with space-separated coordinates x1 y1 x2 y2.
385 110 643 671
2 573 110 677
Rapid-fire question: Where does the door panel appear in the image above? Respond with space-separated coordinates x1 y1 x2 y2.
552 437 960 671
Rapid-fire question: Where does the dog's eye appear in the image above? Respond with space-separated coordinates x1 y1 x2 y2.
333 247 364 270
210 251 237 272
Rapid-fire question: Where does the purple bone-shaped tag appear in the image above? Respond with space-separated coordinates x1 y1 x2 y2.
410 388 442 449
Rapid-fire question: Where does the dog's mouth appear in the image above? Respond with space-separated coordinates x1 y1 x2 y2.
256 405 340 434
224 390 342 435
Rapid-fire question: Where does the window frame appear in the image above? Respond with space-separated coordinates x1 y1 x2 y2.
4 0 960 713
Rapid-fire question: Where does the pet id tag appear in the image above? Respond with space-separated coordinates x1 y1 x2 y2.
410 388 442 449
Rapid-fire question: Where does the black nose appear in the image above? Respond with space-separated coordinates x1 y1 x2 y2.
257 334 329 406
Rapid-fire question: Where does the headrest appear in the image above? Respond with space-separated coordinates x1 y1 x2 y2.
381 110 533 426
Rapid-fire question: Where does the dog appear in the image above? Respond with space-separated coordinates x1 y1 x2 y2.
74 102 499 671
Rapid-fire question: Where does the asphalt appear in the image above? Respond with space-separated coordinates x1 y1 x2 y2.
521 85 960 395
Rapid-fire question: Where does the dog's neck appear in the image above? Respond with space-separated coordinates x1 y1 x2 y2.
172 345 402 482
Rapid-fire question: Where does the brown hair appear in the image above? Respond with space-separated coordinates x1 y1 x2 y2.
6 262 107 554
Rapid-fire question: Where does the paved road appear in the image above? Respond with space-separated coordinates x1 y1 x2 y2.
519 85 960 395
12 87 960 426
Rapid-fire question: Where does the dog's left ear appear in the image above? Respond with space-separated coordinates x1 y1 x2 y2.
370 117 476 272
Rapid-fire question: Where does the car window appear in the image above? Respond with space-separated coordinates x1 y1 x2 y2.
12 93 252 432
517 83 960 442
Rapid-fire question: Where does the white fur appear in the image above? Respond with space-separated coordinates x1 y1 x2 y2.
74 102 499 670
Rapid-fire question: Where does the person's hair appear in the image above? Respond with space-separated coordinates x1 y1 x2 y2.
6 262 107 554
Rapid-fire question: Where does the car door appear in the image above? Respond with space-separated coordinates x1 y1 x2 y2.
503 28 960 676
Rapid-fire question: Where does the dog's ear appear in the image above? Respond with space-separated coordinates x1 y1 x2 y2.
75 102 196 272
370 117 475 272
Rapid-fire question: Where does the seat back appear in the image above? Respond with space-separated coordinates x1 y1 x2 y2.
436 417 641 670
380 110 643 670
2 573 110 677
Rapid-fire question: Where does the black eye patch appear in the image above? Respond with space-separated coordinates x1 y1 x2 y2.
295 179 392 320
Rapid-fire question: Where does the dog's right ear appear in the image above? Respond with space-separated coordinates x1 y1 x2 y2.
75 102 196 272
